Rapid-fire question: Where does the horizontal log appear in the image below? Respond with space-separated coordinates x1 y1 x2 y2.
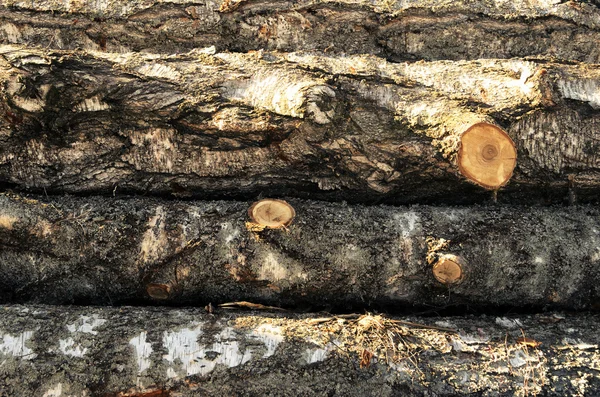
1 0 600 62
1 45 600 203
1 193 599 309
0 304 599 396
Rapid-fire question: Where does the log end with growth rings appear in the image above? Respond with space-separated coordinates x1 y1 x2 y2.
433 255 464 285
458 123 517 190
248 199 295 229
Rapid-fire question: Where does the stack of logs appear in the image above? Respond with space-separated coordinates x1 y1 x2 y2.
1 1 600 396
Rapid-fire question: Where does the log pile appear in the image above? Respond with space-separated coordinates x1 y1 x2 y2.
1 0 599 395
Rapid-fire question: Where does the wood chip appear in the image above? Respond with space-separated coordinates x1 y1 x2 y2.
146 283 171 300
360 349 374 368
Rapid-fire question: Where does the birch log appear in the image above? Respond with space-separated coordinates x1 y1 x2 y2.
1 45 600 203
1 193 599 309
0 305 599 396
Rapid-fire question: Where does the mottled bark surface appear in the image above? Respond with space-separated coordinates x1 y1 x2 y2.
2 2 600 395
1 193 598 309
1 305 599 397
1 45 600 203
2 0 600 62
2 1 600 203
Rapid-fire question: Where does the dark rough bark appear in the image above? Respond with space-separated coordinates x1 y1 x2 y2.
1 192 599 309
0 305 599 397
1 45 600 204
2 0 600 62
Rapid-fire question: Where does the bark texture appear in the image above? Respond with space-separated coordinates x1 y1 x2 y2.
1 45 600 203
1 305 599 397
1 193 599 309
1 2 600 395
2 0 600 62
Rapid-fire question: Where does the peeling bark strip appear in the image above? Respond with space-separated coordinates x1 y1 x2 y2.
1 193 599 308
1 46 600 203
1 0 600 62
0 305 599 396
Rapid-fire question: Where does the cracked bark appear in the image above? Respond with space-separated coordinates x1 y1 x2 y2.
1 193 598 309
1 45 600 203
2 2 600 395
2 0 600 62
0 305 599 397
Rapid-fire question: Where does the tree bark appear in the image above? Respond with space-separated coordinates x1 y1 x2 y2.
2 0 600 62
1 44 600 203
2 3 599 394
2 2 600 395
1 304 599 397
1 192 598 309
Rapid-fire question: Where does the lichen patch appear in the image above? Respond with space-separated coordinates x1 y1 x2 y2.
0 23 22 43
0 214 17 230
66 315 107 335
41 383 62 397
59 337 87 357
393 211 421 238
139 206 168 265
258 252 290 281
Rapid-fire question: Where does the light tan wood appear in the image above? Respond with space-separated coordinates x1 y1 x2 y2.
248 199 295 229
146 283 171 300
432 255 464 285
457 123 517 189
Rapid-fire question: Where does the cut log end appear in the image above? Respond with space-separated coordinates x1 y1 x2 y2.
146 283 171 300
248 199 295 229
433 256 464 285
458 123 517 190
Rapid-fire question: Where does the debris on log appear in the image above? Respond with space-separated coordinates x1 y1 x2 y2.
2 1 600 395
0 305 599 397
